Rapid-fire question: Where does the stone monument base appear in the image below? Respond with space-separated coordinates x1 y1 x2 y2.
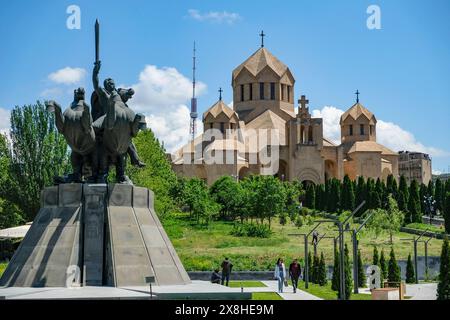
0 184 190 287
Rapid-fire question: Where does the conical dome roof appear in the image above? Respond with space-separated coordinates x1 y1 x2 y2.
232 47 289 80
340 102 376 124
203 100 238 121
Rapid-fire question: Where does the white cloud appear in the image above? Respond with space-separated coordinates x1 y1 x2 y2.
312 106 342 144
40 87 65 98
188 9 241 24
432 170 443 175
126 65 207 152
312 106 449 158
48 67 86 85
0 107 10 134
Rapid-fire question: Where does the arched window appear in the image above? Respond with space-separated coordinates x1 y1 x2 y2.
240 84 244 101
259 82 265 100
249 83 253 100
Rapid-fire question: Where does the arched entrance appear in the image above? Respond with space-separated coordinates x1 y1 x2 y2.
297 168 321 185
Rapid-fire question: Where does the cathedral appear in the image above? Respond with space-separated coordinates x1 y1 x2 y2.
171 42 399 185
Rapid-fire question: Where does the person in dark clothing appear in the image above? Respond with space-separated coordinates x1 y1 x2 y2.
289 259 302 293
211 269 221 284
221 257 233 286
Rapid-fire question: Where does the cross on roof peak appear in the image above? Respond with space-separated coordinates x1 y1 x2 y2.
259 30 265 48
355 90 360 103
218 87 223 101
298 95 309 109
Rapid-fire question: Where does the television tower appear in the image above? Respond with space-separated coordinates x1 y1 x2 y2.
190 42 198 141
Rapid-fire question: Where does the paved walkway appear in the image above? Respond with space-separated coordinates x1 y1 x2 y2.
234 281 321 300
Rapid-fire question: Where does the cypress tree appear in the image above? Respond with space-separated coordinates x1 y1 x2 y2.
308 251 313 283
405 253 415 284
305 184 316 210
397 191 407 213
380 249 388 281
341 175 355 211
315 184 325 211
408 180 421 223
399 175 409 200
373 246 379 266
312 254 320 284
444 192 450 234
388 247 401 286
318 252 328 286
357 249 366 288
331 249 340 291
391 178 398 199
339 243 353 300
427 180 434 198
419 183 427 214
437 237 450 300
356 176 366 211
435 179 443 213
386 174 394 195
328 179 340 213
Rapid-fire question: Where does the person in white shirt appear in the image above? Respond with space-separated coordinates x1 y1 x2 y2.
274 258 287 293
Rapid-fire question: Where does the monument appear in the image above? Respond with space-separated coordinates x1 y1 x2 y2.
0 20 191 288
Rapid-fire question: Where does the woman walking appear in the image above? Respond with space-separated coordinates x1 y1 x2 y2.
274 258 287 293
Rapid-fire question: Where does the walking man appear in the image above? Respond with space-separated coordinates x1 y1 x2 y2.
289 258 301 293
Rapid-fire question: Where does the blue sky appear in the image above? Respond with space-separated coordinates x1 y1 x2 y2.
0 0 449 173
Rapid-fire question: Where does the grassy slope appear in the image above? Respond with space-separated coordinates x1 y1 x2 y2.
228 281 267 288
164 213 443 271
252 292 283 300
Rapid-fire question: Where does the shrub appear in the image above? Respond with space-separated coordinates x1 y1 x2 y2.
230 223 272 238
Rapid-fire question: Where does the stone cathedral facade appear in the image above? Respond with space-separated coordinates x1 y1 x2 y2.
171 45 399 185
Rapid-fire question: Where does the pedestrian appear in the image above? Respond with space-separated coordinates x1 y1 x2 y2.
289 258 301 293
211 268 221 284
221 257 233 286
274 258 287 293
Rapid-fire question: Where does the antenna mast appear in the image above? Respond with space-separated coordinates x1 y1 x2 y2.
190 42 198 141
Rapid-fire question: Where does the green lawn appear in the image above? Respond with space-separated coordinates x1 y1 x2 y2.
228 281 267 288
251 292 283 300
405 223 445 234
163 213 444 271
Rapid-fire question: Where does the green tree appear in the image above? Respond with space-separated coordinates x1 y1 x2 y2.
315 184 325 211
312 253 320 284
338 243 353 300
128 129 178 217
5 102 69 220
209 176 241 220
357 249 366 288
372 246 379 266
355 176 366 214
366 195 404 244
388 247 401 285
419 183 427 214
380 249 388 281
427 180 434 198
284 181 301 222
328 179 341 213
437 237 450 300
331 249 340 291
252 176 285 228
318 252 328 286
341 175 355 211
405 253 415 284
305 184 316 210
435 179 444 213
444 192 450 234
407 180 421 223
307 251 313 282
